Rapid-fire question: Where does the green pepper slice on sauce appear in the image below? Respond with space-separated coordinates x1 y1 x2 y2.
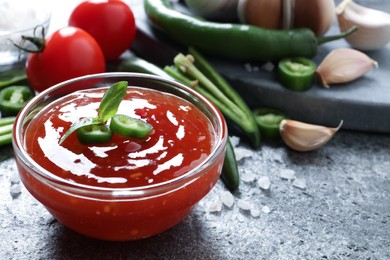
278 58 316 91
253 108 287 141
76 124 113 144
110 114 153 138
0 86 35 116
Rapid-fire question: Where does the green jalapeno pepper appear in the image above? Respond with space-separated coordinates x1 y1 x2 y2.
253 108 287 141
110 114 153 138
221 137 239 191
76 124 113 144
278 58 317 91
0 86 35 116
144 0 357 62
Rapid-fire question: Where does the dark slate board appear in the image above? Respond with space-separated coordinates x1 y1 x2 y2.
130 0 390 133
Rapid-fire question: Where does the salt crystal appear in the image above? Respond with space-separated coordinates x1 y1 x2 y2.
220 191 235 208
258 176 271 190
237 214 245 222
250 207 261 218
241 172 256 183
272 153 283 163
244 63 253 72
10 184 21 197
9 172 20 184
262 205 271 214
280 169 296 180
229 136 240 147
208 199 222 213
234 147 254 161
261 62 275 72
292 178 307 190
237 199 251 211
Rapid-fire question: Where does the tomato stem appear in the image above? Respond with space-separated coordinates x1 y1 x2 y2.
12 25 46 53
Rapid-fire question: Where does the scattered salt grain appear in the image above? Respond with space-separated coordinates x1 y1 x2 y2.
250 207 261 218
237 199 252 211
229 136 240 147
9 172 20 184
241 172 256 183
237 214 245 223
10 183 21 198
234 147 254 161
244 63 259 72
272 153 283 163
292 178 307 190
261 62 275 72
258 176 271 190
208 198 222 213
280 169 296 180
262 205 271 214
220 191 235 208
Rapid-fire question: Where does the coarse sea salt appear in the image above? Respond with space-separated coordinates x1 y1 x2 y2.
0 1 40 31
220 191 235 208
250 207 261 218
258 176 271 190
208 198 223 213
280 169 296 180
292 178 307 190
241 172 256 183
237 199 252 211
262 205 271 214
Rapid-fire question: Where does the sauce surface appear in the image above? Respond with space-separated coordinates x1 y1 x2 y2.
25 86 215 188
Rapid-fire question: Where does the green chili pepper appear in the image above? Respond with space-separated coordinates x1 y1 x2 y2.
253 108 287 141
110 114 153 138
0 69 28 89
76 124 113 144
144 0 357 62
119 56 173 79
0 116 16 146
221 137 239 191
278 58 317 91
0 86 35 116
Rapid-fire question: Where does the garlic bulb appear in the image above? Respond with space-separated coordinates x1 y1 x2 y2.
316 48 378 88
237 0 335 35
336 0 390 50
279 119 343 152
184 0 239 21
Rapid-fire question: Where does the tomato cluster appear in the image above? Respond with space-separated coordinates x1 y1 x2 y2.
26 0 136 92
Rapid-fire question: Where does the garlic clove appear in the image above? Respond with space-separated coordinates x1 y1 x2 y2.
316 48 378 88
279 119 343 152
337 0 390 50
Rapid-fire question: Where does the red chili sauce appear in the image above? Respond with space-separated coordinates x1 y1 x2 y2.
25 86 215 188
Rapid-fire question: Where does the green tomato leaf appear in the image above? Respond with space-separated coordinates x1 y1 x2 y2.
98 81 128 122
59 117 103 144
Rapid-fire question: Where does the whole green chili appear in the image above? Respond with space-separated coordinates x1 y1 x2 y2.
144 0 357 62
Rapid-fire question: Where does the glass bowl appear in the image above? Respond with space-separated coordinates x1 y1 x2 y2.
0 1 51 66
12 72 227 241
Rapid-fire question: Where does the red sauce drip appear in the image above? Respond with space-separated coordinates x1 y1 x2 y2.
25 87 214 188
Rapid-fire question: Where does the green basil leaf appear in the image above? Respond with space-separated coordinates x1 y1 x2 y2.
59 117 103 144
98 81 128 122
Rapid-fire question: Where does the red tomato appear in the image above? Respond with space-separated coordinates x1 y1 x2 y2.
26 27 105 92
69 0 137 61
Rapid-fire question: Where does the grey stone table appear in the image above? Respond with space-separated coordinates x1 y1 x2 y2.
1 0 390 259
1 130 390 260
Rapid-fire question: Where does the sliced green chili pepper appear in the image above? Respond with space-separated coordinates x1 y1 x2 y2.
76 124 113 144
253 108 287 141
0 86 35 116
221 137 239 191
278 58 316 91
110 114 153 138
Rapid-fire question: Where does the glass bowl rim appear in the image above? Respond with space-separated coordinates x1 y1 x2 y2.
12 72 227 198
